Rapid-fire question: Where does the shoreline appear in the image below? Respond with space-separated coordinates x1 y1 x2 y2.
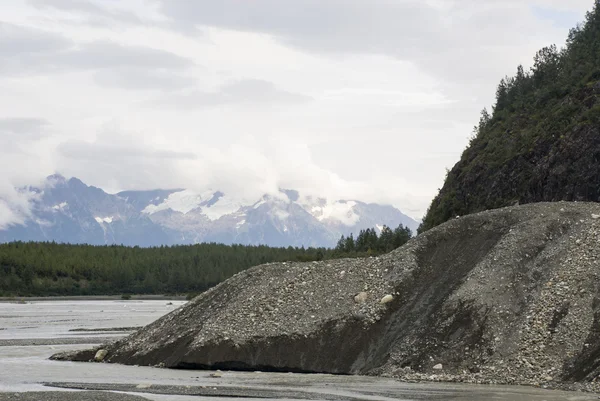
0 295 188 302
2 299 598 400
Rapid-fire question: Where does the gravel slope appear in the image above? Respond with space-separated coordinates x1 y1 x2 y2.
53 202 600 390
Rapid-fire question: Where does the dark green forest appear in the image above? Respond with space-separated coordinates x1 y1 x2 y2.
334 225 412 254
0 224 411 296
421 1 600 232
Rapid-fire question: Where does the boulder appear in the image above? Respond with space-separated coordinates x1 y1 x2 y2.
354 292 368 304
94 349 108 362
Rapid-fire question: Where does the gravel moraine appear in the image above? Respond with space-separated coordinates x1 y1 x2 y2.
54 202 600 392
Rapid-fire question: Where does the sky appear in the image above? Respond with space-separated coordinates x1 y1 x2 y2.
0 0 593 225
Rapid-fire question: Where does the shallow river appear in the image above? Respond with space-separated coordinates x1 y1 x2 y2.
0 300 595 400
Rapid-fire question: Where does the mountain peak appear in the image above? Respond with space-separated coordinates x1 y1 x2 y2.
67 177 87 188
200 191 224 208
1 176 419 247
280 189 299 202
45 173 67 186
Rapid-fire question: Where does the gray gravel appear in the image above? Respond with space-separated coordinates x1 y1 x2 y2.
44 381 600 401
69 327 141 333
0 337 118 347
0 392 150 401
46 382 369 400
55 202 600 393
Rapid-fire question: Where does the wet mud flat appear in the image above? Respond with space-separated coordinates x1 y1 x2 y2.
1 300 599 400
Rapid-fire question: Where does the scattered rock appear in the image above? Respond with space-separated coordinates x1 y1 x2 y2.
94 349 108 362
380 294 394 304
54 202 600 391
354 292 368 304
433 364 443 370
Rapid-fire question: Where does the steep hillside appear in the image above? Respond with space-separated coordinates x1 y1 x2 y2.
54 202 600 391
421 3 600 232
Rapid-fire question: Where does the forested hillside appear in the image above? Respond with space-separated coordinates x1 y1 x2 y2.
0 224 411 296
421 2 600 232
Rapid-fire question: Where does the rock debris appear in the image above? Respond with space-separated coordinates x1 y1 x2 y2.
53 202 600 392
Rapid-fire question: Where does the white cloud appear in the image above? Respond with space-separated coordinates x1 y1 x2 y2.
0 117 49 138
0 0 594 220
27 0 144 26
0 181 38 230
155 78 312 109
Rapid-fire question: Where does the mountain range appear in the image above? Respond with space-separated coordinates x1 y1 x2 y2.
0 175 418 248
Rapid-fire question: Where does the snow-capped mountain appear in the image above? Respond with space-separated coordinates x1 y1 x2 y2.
0 175 170 246
0 175 419 247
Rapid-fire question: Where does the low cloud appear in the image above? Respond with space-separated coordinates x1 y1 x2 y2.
155 0 584 94
0 201 24 230
0 118 49 139
55 132 199 193
0 181 38 230
58 140 198 162
0 24 195 90
0 21 71 75
0 21 70 56
158 79 312 109
51 129 425 218
56 41 192 70
93 68 194 91
0 1 592 221
27 0 143 27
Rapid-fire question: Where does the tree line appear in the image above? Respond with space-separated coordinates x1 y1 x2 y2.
0 224 412 297
334 225 412 255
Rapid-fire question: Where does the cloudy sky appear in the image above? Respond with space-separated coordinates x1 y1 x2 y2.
0 0 593 220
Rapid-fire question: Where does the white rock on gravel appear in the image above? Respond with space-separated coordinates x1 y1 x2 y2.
354 292 369 303
94 349 108 362
380 294 394 304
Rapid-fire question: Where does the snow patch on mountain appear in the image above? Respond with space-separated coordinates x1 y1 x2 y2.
142 189 252 221
306 200 361 226
253 199 266 209
202 194 249 221
274 209 290 221
1 175 419 247
142 189 212 215
52 202 68 210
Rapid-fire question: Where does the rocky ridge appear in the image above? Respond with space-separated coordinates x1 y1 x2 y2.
54 202 600 391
